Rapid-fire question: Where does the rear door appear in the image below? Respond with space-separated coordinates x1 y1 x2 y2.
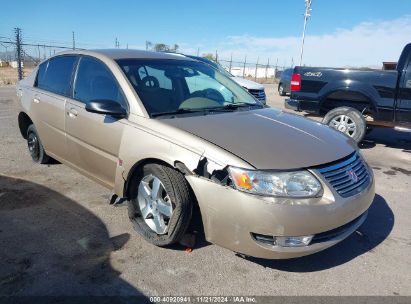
32 55 78 159
65 56 128 188
396 55 411 124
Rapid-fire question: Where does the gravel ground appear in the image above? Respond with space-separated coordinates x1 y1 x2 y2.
0 85 410 297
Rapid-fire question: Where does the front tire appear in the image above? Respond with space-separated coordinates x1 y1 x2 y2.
322 107 366 143
27 124 50 164
128 163 193 247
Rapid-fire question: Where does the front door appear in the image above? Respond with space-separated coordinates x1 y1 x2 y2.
396 55 411 124
65 56 128 188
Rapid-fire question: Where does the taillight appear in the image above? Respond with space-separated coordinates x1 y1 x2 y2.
290 73 301 91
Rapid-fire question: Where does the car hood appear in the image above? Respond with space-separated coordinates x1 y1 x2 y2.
231 77 265 90
160 108 357 169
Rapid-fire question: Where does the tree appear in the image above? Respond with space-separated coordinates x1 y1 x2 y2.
154 43 168 52
202 53 215 61
171 44 179 52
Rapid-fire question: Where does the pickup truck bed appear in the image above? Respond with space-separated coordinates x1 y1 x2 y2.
286 43 411 142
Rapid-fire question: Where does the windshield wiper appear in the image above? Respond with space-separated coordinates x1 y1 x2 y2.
151 103 261 117
151 108 209 118
210 103 261 112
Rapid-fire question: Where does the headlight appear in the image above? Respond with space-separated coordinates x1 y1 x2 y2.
228 167 322 197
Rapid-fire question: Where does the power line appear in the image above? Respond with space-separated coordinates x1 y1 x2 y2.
0 40 80 50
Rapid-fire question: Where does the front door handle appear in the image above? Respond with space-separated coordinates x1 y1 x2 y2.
67 108 78 118
406 79 411 89
33 97 40 104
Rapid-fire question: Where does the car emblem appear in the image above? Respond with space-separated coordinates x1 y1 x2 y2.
347 169 358 183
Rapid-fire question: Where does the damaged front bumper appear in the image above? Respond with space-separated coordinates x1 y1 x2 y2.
185 170 374 259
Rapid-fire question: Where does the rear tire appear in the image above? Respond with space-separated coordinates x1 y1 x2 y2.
278 84 286 96
128 163 193 247
322 107 366 143
26 124 50 164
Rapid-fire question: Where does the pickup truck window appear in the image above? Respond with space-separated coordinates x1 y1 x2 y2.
35 55 77 96
73 57 127 110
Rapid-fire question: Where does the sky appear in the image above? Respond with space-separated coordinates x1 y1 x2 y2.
1 0 411 67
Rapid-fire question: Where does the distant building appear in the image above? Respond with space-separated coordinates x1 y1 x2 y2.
9 61 24 69
0 60 9 68
226 66 277 78
382 62 397 70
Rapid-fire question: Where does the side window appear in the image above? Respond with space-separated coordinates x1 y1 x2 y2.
74 57 127 109
137 66 172 89
35 60 48 88
36 56 77 96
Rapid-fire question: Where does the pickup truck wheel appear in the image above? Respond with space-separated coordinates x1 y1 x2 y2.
323 107 366 143
128 164 193 247
278 84 286 96
26 125 50 164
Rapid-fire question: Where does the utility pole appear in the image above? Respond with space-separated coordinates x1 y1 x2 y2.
115 37 119 48
215 50 218 63
72 31 75 50
15 27 23 80
229 53 232 73
299 0 312 66
197 47 199 56
254 56 259 81
242 55 247 78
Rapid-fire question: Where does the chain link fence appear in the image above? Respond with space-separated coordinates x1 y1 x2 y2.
1 29 292 86
218 58 289 84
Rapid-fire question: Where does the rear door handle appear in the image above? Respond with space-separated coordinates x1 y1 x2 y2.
33 97 40 104
67 108 78 118
406 79 411 89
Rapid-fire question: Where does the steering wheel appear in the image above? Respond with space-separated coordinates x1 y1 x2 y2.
141 76 160 89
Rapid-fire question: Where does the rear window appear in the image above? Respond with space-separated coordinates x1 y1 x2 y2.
36 55 77 96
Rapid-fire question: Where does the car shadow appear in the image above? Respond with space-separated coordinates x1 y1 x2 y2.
239 194 394 272
0 175 148 299
360 128 411 153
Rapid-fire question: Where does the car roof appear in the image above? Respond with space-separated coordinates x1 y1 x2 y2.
50 49 196 61
185 55 218 67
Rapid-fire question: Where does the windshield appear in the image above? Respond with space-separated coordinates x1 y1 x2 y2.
116 59 260 117
215 64 234 78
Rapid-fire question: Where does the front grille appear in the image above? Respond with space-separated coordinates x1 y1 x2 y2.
311 212 367 244
316 152 370 198
248 89 266 102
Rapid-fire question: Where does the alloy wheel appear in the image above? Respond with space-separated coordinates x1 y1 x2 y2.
329 114 357 137
137 174 173 234
27 132 40 160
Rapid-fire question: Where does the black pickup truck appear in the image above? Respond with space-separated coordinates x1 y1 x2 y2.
285 43 411 142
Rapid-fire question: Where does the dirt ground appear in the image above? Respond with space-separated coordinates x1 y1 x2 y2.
0 68 34 86
0 85 410 297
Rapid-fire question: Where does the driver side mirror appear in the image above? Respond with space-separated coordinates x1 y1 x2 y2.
85 100 127 118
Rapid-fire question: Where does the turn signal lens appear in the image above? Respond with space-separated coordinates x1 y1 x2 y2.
230 170 253 190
